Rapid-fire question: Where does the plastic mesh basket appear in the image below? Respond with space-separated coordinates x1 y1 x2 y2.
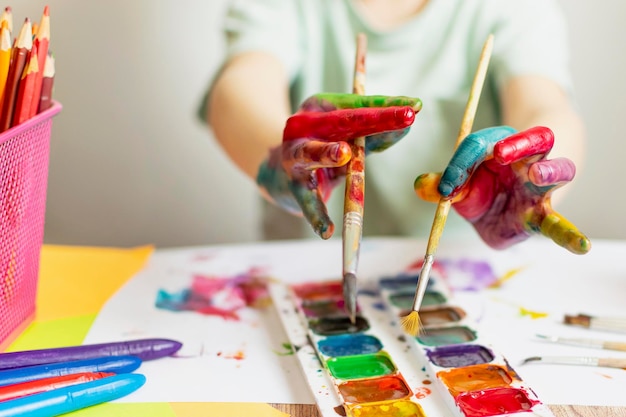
0 101 62 350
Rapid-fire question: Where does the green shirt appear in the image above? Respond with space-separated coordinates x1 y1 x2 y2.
207 0 573 240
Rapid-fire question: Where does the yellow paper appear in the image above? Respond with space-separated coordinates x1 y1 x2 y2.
170 402 290 417
36 245 154 321
6 314 97 352
63 402 177 417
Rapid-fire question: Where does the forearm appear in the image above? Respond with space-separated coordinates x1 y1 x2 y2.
207 52 292 180
501 76 586 203
501 75 586 165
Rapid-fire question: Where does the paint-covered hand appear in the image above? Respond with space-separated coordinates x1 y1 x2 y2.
257 93 422 239
414 126 591 254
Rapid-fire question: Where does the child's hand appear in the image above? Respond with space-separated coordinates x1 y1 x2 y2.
414 126 591 254
257 93 422 239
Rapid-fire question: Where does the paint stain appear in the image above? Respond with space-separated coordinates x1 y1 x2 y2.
389 291 446 309
416 326 477 346
217 350 245 360
338 375 411 403
413 386 432 399
407 306 466 327
309 316 370 336
426 344 495 368
327 352 396 380
455 387 537 417
437 364 514 396
274 342 295 356
519 306 549 319
317 334 383 357
438 258 499 291
155 269 270 319
347 400 426 417
488 267 524 288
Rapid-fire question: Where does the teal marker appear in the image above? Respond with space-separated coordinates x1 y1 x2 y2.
0 356 142 387
0 373 146 417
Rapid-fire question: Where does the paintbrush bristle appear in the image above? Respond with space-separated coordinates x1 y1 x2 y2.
400 311 422 336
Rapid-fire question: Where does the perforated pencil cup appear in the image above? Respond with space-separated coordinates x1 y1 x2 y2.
0 101 62 350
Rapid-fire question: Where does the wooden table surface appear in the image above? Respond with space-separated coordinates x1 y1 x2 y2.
269 403 626 417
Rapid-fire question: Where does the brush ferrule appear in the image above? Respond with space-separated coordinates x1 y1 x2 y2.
410 254 434 311
342 211 363 276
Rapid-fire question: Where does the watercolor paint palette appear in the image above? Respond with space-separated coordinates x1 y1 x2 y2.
270 267 555 417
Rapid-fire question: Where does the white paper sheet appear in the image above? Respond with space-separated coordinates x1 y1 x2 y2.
83 237 626 406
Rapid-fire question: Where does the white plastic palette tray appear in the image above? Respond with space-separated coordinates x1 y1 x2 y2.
270 269 555 417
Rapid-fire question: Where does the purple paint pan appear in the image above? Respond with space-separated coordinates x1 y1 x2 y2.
0 338 183 370
426 344 495 368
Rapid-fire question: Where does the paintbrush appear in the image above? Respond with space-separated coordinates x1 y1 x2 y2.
400 34 495 336
521 355 626 370
535 334 626 352
563 314 626 334
342 33 367 324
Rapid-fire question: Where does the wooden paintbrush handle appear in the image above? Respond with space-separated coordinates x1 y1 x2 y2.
598 358 626 369
603 341 626 352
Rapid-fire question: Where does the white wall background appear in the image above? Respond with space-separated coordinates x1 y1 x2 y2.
15 0 626 248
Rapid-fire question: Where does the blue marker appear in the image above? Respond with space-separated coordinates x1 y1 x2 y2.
0 373 146 417
0 356 142 387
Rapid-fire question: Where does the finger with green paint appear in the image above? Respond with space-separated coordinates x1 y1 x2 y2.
414 126 591 254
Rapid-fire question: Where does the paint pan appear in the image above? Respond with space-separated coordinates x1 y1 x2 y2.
379 268 555 417
270 266 554 417
269 279 442 417
425 344 495 368
389 290 447 310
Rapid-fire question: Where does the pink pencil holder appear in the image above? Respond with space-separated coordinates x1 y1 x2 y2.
0 101 62 350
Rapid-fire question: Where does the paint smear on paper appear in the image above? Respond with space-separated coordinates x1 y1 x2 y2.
519 306 548 319
217 350 246 360
488 267 524 288
155 268 271 320
405 257 518 291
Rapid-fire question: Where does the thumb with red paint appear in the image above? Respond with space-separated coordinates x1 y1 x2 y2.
257 93 421 239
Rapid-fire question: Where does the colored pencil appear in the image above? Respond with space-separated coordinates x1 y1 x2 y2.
0 338 182 370
0 356 142 387
0 373 146 417
564 314 626 334
342 33 367 324
0 17 31 132
0 372 114 402
400 34 495 336
29 5 49 118
11 43 38 126
0 7 11 35
0 21 11 116
37 52 54 112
